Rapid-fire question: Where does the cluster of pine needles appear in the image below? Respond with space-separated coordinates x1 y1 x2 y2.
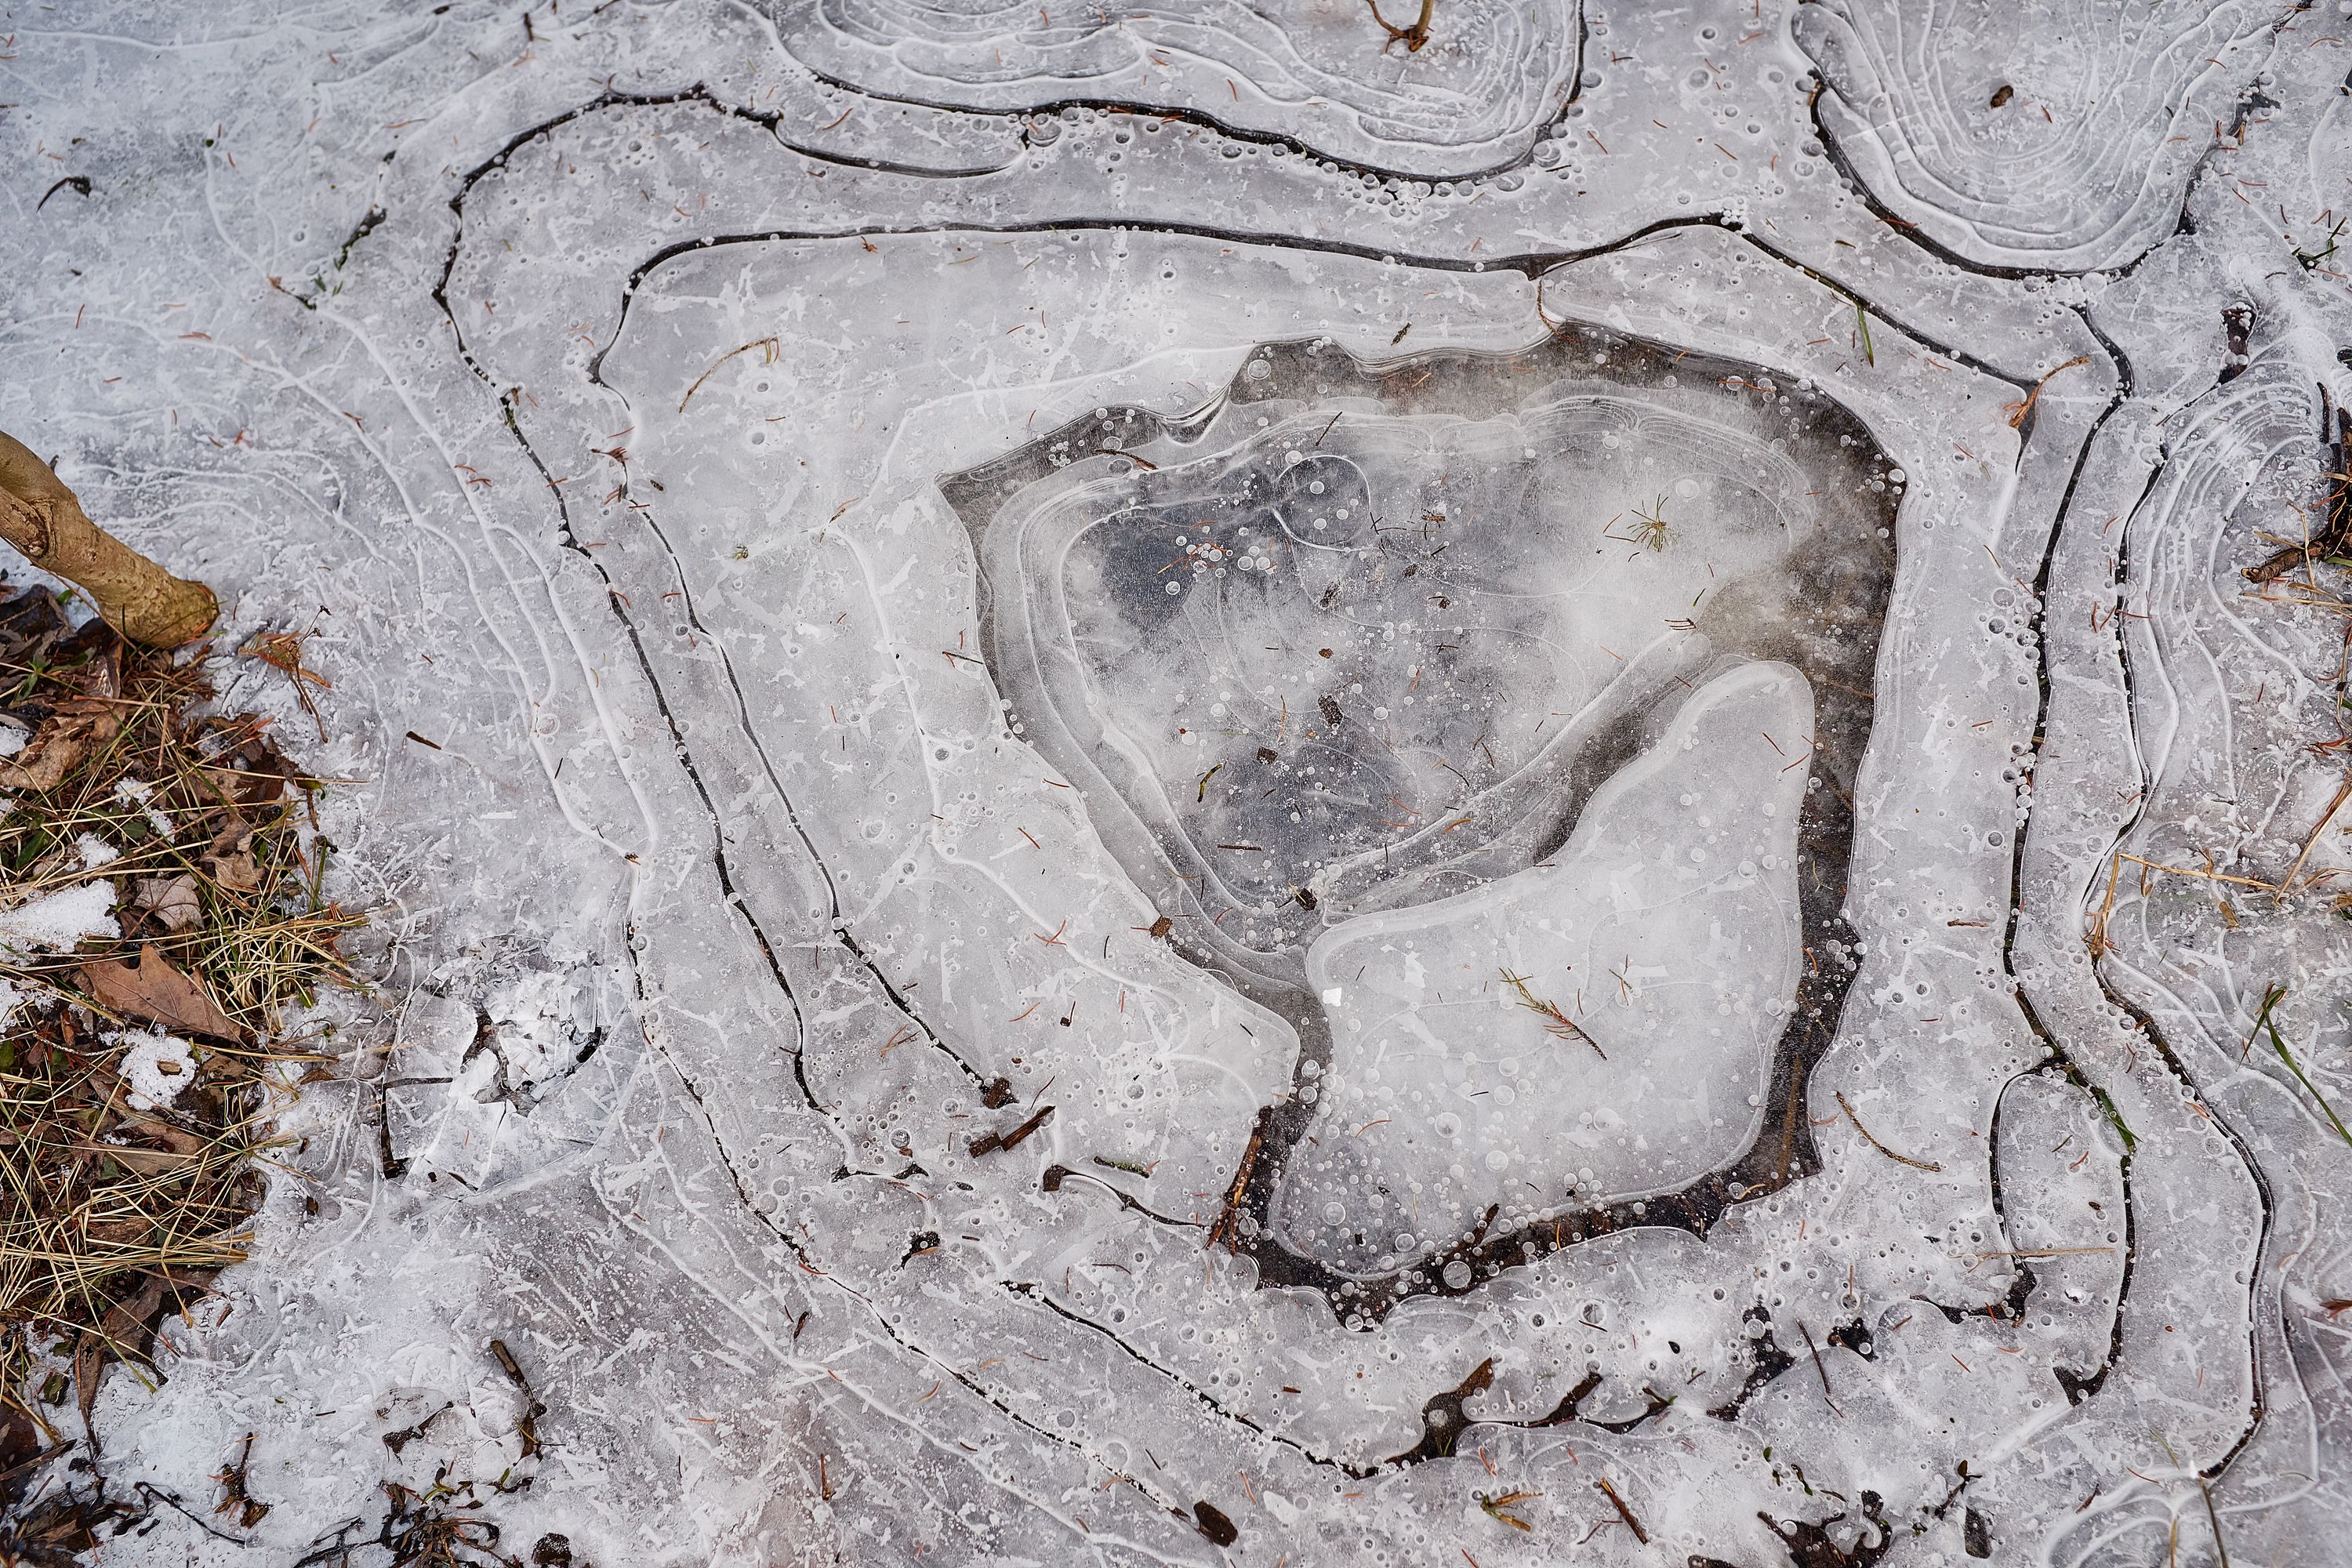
0 582 359 1553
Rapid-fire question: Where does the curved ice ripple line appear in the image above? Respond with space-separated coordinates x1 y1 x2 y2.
442 113 2117 1533
2063 361 2342 1529
758 0 1582 176
1992 397 2274 1562
1795 0 2289 272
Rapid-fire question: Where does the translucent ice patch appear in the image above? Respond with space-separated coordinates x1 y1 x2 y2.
1991 1070 2125 1377
954 333 1894 986
953 325 1896 1301
1278 659 1810 1276
1050 401 1804 936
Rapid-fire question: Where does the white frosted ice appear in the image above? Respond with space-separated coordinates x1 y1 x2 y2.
764 0 1583 175
1796 0 2288 270
111 1028 198 1112
2 0 2347 1563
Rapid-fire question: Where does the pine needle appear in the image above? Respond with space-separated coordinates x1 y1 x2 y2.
1499 969 1605 1059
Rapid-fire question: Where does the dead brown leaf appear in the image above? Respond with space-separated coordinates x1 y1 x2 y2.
80 942 245 1040
203 850 261 895
201 822 261 893
0 648 123 790
76 1143 194 1178
71 1334 103 1431
72 1276 167 1428
114 1112 205 1156
0 706 121 793
135 874 202 932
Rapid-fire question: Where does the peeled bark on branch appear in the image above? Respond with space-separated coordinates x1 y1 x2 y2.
0 430 216 647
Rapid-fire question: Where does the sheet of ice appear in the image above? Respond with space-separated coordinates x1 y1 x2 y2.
1796 0 2290 270
1283 659 1810 1276
958 352 1889 981
1 0 2347 1563
1992 1070 2128 1377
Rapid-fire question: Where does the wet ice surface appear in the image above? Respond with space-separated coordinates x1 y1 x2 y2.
2 0 2349 1565
954 332 1894 1291
1290 659 1814 1276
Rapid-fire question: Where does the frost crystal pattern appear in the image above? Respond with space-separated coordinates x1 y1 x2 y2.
5 0 2350 1565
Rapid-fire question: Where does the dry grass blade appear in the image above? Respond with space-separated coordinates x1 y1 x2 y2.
2249 983 2352 1149
1834 1090 1943 1173
677 336 780 413
2002 354 2089 430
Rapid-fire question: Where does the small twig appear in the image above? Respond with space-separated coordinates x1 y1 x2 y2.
677 336 781 412
1363 0 1436 51
240 630 332 740
2089 845 2327 956
1797 1321 1842 1417
1834 1090 1942 1172
1593 1479 1647 1545
1499 969 1604 1059
1204 1115 1269 1252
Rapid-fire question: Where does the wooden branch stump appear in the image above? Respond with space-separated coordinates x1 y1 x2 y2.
0 430 216 647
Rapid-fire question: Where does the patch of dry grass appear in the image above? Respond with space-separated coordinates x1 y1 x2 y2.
0 582 361 1538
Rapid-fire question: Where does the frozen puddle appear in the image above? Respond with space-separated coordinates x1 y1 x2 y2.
1293 658 1811 1276
953 328 1895 1295
13 0 2350 1559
